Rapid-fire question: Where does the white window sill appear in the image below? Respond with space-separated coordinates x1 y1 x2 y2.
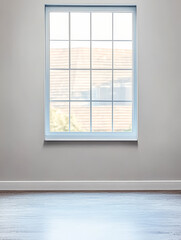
45 132 138 141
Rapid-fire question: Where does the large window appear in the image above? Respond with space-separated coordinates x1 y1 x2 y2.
45 6 137 141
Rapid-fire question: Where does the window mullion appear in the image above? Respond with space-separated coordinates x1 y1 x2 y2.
112 12 114 132
90 12 92 132
69 12 71 132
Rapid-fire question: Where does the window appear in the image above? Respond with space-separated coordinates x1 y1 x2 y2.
45 6 137 141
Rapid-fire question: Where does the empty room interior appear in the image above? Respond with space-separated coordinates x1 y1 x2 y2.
0 0 181 239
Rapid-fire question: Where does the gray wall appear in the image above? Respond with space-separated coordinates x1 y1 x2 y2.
0 0 181 181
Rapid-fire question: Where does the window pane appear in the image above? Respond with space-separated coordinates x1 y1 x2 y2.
92 70 112 100
70 70 90 100
46 7 136 140
71 41 90 68
114 70 132 101
113 102 132 132
50 70 69 100
92 102 112 132
50 102 69 132
92 13 112 40
70 102 90 132
50 12 69 40
114 13 132 40
50 41 69 69
71 13 90 40
92 41 112 69
114 42 132 69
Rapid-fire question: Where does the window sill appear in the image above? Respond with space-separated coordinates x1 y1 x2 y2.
45 132 138 141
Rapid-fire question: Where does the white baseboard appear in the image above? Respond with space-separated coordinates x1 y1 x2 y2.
0 180 181 191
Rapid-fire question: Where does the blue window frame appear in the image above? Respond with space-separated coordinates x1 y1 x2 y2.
45 6 137 141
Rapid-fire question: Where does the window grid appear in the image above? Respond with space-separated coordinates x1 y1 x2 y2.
50 100 132 102
50 68 132 70
90 12 92 132
68 12 71 132
49 12 133 133
46 6 137 140
112 12 114 132
50 39 132 42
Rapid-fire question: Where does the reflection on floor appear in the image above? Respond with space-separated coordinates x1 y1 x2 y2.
0 192 181 240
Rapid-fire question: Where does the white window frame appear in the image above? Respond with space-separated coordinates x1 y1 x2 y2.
45 5 137 141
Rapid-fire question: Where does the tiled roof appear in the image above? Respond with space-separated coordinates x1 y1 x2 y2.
50 47 132 132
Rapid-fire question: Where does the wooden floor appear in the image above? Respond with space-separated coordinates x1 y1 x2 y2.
0 192 181 240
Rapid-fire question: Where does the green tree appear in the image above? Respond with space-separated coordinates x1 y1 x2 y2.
50 106 81 132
